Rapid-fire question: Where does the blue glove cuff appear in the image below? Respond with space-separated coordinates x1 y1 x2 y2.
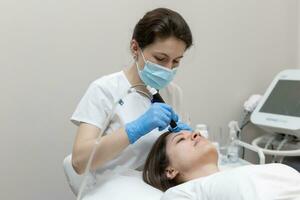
125 122 136 144
125 121 144 144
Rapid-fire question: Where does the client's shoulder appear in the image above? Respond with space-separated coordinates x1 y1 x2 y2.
254 163 299 173
232 163 299 177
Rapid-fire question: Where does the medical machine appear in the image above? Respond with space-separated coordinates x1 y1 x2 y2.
247 69 300 162
251 69 300 137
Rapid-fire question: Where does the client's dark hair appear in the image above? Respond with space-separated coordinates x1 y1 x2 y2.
143 131 179 191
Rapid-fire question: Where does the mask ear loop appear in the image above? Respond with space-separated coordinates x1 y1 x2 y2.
140 50 147 63
135 58 142 72
135 48 147 71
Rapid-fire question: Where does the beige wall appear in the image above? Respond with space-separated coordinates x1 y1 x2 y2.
0 0 298 199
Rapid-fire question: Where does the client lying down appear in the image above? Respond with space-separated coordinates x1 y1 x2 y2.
143 131 300 200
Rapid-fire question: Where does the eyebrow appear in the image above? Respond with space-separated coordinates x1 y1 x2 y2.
171 133 183 143
154 52 184 59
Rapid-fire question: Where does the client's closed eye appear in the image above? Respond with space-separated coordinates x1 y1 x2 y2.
177 138 185 143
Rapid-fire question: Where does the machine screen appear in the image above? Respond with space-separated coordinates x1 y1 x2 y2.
260 80 300 117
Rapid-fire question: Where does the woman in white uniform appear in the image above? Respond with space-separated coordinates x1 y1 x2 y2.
70 8 193 176
143 131 300 200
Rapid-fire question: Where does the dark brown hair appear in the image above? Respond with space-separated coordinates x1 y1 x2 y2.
132 8 193 50
143 131 179 191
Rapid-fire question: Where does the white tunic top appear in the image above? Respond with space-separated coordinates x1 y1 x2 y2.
71 71 185 174
161 164 300 200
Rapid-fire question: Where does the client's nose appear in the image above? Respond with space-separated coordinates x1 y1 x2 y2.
191 132 199 141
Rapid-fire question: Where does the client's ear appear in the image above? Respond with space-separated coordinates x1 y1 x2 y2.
165 167 179 180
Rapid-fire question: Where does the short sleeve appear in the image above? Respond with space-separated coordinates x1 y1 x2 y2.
70 82 112 130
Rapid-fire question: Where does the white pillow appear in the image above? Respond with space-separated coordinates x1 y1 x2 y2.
83 166 163 200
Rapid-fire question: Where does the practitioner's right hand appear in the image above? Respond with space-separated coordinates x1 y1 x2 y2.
125 103 178 144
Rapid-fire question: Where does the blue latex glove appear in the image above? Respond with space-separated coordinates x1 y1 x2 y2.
168 121 193 133
125 103 178 144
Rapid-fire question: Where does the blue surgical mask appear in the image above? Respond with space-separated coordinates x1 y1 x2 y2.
136 51 177 90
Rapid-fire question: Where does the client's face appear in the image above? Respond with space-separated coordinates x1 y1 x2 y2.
165 131 218 174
